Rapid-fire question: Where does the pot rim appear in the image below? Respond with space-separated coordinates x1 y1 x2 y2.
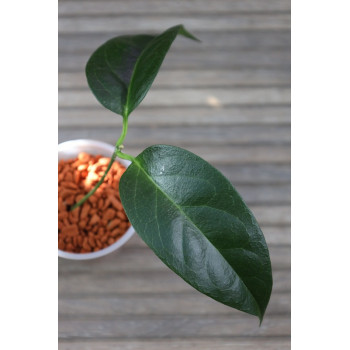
58 139 135 260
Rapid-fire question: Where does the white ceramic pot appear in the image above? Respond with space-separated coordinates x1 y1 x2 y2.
58 139 135 260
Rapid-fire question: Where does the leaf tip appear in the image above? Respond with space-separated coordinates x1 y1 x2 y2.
178 24 201 42
258 315 264 327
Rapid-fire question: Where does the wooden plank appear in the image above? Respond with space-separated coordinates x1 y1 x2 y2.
58 246 290 273
58 31 291 53
262 226 290 244
58 314 290 338
59 87 290 108
58 269 290 296
59 50 290 72
58 69 291 89
58 339 291 350
58 124 290 147
247 205 290 225
59 289 290 316
56 143 291 165
233 184 290 204
217 164 290 184
58 14 291 34
58 105 291 127
58 337 291 350
59 0 291 16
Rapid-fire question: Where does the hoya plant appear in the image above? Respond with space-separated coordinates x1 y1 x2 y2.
71 25 273 323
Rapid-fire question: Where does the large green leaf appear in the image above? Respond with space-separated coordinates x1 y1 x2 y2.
85 25 199 117
119 145 273 322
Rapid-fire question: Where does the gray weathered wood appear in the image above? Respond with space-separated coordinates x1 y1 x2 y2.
58 290 290 316
57 143 291 165
58 31 291 53
251 205 290 225
58 69 290 89
58 269 290 296
59 0 291 16
240 184 290 204
58 315 290 338
217 164 290 184
59 50 290 71
58 14 290 34
59 87 290 108
58 125 290 149
58 105 291 127
58 339 291 350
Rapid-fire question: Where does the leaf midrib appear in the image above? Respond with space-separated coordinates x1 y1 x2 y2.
124 33 159 117
133 161 262 318
103 44 128 91
124 25 182 117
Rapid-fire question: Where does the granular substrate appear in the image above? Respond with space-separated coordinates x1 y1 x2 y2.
58 152 131 253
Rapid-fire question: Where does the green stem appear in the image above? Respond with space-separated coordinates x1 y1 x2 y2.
70 116 134 211
116 115 129 148
116 150 137 163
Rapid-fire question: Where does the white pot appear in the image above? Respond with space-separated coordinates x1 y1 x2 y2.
58 139 135 260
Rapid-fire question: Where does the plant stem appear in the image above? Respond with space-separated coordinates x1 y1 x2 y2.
70 116 134 211
116 115 129 149
116 150 137 163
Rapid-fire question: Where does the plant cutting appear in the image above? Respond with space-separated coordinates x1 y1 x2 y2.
64 24 273 323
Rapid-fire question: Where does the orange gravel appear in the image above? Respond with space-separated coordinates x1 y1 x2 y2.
58 152 130 253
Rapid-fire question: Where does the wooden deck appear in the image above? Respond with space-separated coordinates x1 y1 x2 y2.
58 1 291 349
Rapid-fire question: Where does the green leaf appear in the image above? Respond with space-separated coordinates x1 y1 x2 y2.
85 25 199 117
119 145 273 322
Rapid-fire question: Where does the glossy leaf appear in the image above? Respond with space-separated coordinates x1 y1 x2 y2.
85 25 199 117
119 145 273 322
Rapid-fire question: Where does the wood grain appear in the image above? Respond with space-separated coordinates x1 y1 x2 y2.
57 142 290 166
59 0 291 16
58 127 290 152
59 105 291 127
58 339 291 350
59 69 290 89
59 50 290 71
58 269 291 296
59 87 290 108
58 315 290 339
59 31 290 53
217 164 290 184
58 14 290 34
58 290 290 316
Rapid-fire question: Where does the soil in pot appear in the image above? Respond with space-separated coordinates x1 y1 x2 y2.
58 152 131 253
